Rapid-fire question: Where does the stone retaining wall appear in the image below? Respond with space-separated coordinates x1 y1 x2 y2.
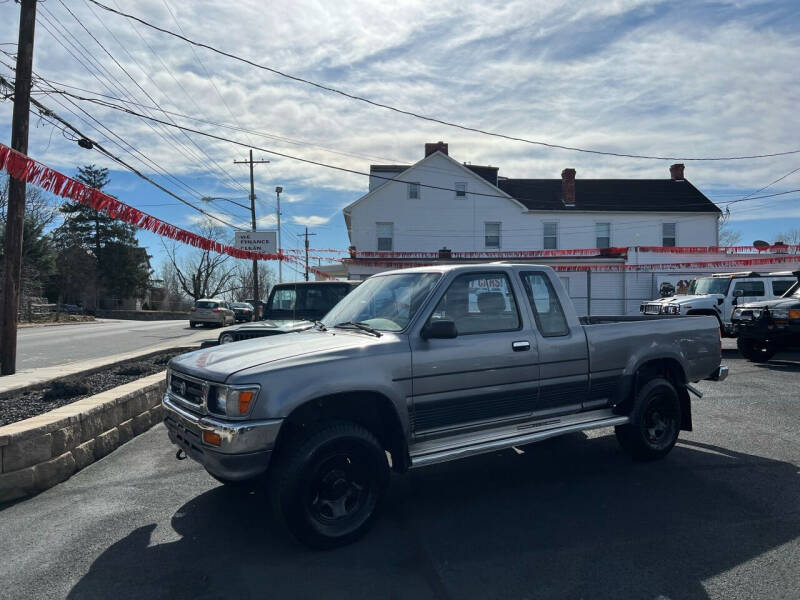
0 372 166 503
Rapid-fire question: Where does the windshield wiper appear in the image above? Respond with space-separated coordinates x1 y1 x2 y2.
312 320 327 331
333 321 382 337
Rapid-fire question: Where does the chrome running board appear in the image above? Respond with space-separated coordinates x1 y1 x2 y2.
409 411 629 469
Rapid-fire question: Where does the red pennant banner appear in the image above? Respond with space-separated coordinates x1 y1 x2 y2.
0 142 317 267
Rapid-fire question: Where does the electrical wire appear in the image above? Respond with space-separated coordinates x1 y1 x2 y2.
85 0 800 163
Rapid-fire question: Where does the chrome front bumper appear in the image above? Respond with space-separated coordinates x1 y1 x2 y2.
162 395 282 480
706 365 729 382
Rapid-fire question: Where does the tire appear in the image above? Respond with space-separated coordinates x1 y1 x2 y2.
219 332 235 344
189 321 196 328
615 377 681 461
737 337 776 362
269 421 389 550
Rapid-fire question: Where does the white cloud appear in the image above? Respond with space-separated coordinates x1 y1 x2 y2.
2 0 799 226
292 215 331 227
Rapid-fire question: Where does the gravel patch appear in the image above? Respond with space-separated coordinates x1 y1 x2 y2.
0 350 183 427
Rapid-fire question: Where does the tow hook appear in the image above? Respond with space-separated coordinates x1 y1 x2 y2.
175 448 187 460
683 382 704 399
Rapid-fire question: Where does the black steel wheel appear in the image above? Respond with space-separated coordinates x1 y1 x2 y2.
269 422 389 549
616 377 681 461
737 336 776 362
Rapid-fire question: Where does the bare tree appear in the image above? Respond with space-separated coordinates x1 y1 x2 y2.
718 211 742 246
161 224 238 301
227 262 276 302
775 228 800 245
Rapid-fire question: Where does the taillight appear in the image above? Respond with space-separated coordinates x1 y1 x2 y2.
190 307 197 312
212 308 222 313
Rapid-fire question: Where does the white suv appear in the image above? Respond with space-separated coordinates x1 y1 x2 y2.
190 299 235 328
640 271 797 336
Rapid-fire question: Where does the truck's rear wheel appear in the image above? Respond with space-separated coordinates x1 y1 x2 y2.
737 337 776 362
269 422 389 549
615 377 681 461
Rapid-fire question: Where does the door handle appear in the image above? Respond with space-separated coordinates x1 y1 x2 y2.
512 341 530 352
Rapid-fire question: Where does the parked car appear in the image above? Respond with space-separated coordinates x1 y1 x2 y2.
731 271 800 362
640 271 797 336
164 264 727 548
230 302 255 323
189 299 235 328
216 280 360 344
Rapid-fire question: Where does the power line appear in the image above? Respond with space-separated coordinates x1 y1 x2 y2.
0 80 244 230
35 93 800 212
56 0 249 197
86 0 800 163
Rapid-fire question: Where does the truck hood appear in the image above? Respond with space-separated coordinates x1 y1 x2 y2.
228 319 312 333
651 294 722 305
170 329 372 382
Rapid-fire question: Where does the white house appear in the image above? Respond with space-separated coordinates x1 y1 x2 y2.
330 142 756 315
344 141 719 260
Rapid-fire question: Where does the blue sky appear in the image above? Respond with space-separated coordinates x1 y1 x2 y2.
2 0 800 278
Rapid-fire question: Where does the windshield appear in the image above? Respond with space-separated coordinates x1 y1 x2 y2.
787 281 800 298
688 277 730 295
321 273 440 331
231 303 252 309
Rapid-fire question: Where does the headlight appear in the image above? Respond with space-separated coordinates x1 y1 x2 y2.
732 308 742 317
771 309 789 319
666 305 680 315
208 385 259 417
751 309 762 319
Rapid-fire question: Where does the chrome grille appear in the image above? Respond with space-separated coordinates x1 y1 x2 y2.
643 304 662 315
169 372 207 406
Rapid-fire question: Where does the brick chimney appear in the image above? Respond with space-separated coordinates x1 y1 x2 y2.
424 141 448 157
561 168 576 206
670 163 685 181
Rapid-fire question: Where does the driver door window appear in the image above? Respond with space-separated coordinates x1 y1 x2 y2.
429 273 520 334
734 281 764 298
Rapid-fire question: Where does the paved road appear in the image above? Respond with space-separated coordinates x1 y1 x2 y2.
16 319 217 369
1 349 798 599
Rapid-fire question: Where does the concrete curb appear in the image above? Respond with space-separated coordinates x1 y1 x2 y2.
0 372 167 503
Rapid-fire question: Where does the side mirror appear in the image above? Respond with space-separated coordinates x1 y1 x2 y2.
422 319 458 340
733 289 744 297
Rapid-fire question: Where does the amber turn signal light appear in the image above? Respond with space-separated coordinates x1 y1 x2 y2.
789 309 800 320
238 391 255 415
202 431 222 446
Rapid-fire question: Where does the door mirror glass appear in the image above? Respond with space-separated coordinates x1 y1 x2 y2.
422 319 458 339
733 289 744 297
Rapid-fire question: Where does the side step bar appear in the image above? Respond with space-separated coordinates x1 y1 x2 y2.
410 415 630 469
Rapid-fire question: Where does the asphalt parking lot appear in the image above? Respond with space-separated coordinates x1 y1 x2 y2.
1 347 798 600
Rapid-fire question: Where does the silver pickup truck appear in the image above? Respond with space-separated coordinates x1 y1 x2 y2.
163 264 728 548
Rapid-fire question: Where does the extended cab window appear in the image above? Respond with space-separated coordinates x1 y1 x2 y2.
429 273 520 334
272 288 296 310
733 281 765 297
520 272 569 336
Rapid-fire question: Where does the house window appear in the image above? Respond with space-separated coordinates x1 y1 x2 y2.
408 182 420 199
543 222 558 249
455 182 467 199
595 222 611 248
377 222 393 251
485 222 501 248
662 222 676 247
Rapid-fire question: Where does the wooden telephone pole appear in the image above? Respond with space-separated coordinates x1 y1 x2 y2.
302 228 317 281
233 150 269 308
1 0 37 375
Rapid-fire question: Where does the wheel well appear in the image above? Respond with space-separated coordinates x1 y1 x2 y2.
619 358 692 431
279 392 409 472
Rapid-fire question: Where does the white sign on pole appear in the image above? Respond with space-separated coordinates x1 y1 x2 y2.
234 230 278 254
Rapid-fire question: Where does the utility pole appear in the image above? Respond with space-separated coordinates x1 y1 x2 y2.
233 150 269 310
275 186 283 283
302 227 317 281
2 0 37 376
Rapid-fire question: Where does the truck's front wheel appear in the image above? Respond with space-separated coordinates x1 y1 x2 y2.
737 337 776 362
269 422 389 549
615 377 681 461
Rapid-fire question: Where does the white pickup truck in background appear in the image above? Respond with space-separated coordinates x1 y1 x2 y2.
640 271 797 336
